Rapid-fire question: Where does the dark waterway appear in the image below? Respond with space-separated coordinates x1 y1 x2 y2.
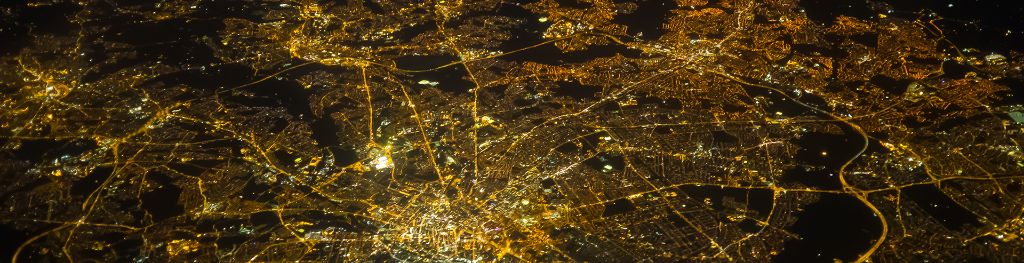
773 0 1024 261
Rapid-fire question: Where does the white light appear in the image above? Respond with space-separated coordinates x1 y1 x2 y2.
373 156 392 170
